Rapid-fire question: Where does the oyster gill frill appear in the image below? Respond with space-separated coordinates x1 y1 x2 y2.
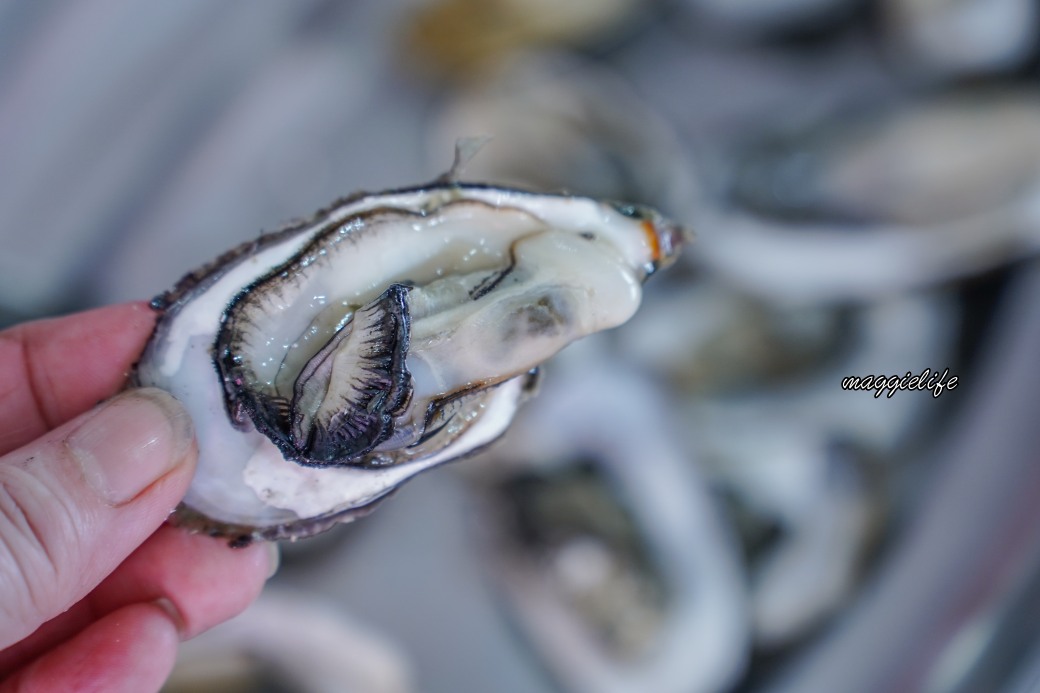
133 182 684 543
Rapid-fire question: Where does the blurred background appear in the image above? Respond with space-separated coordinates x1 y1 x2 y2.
3 1 1040 691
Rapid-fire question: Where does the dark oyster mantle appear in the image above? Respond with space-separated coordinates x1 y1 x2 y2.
134 182 685 541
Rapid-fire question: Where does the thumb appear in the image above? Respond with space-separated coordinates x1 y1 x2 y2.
0 388 196 648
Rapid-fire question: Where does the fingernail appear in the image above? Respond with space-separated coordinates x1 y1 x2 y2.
265 542 281 579
69 388 195 506
152 596 187 638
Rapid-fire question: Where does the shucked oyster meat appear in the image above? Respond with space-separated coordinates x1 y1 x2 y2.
134 181 683 543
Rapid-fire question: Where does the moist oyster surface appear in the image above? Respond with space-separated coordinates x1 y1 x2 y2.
134 182 683 541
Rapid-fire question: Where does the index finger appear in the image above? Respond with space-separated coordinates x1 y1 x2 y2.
0 302 157 454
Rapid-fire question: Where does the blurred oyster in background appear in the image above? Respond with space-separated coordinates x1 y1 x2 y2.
708 433 875 647
622 274 959 452
689 292 955 647
164 589 413 693
772 264 1040 693
881 0 1038 77
487 462 669 662
693 91 1040 302
730 92 1040 225
618 278 849 394
427 54 698 220
622 263 957 644
468 344 749 693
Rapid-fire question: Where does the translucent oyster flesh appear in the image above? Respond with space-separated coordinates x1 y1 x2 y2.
133 183 684 542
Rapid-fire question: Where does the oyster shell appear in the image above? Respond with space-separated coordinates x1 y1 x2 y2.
134 181 683 542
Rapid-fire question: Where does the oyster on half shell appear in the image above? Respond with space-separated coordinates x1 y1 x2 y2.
133 181 684 543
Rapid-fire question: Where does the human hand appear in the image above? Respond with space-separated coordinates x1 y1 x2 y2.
0 303 277 692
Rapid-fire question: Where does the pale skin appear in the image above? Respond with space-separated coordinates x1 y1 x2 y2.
0 302 276 692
